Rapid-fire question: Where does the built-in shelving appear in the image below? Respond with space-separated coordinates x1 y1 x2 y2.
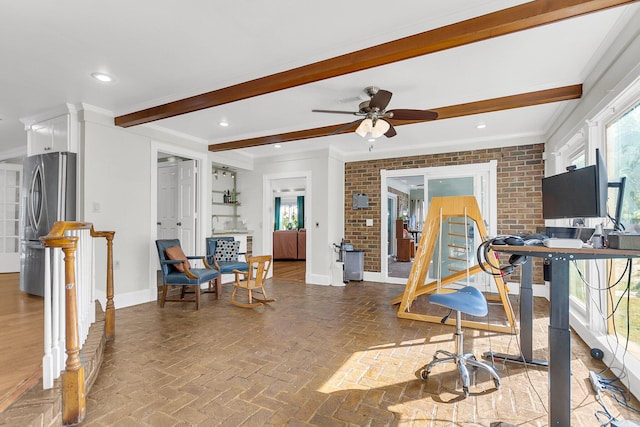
211 167 242 232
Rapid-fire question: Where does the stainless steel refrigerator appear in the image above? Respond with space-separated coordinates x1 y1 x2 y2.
19 152 76 296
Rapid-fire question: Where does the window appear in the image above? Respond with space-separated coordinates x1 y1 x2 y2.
565 147 588 307
278 202 298 230
605 101 640 360
0 163 22 272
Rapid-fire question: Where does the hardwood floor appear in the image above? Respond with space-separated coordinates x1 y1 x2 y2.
0 273 43 412
272 260 305 282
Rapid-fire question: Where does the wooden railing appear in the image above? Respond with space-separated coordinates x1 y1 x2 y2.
40 221 115 425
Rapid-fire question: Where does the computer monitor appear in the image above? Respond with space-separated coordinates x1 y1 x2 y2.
542 149 609 220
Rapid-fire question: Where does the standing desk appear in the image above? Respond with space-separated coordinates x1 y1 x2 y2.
489 244 640 426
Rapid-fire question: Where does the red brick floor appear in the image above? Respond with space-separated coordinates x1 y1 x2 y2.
78 278 639 426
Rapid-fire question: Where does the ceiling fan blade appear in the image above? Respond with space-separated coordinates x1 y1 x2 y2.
312 109 360 115
384 123 397 138
331 119 363 135
369 90 392 111
387 109 438 121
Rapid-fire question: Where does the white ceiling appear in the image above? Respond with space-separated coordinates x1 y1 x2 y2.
1 1 638 160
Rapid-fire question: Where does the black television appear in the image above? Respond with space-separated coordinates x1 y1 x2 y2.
542 149 609 220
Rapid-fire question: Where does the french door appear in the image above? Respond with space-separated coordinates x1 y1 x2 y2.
381 161 497 284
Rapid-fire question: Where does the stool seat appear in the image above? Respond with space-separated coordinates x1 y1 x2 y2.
429 286 488 317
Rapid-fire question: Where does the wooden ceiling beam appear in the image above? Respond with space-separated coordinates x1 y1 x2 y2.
114 0 635 129
207 84 582 152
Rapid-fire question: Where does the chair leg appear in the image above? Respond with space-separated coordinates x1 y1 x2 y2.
180 286 186 300
160 285 168 308
457 359 471 397
195 285 201 310
216 276 222 300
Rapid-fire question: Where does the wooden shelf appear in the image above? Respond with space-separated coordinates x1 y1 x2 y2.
212 202 241 206
212 190 241 195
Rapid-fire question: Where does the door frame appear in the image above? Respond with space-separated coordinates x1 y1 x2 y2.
387 193 398 259
148 141 208 301
380 161 497 284
262 171 311 282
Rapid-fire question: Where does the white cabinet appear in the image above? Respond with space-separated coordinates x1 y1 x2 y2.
27 113 77 156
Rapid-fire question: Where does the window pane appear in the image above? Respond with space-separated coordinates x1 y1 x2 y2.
279 203 298 230
566 144 588 305
606 101 640 360
569 260 587 306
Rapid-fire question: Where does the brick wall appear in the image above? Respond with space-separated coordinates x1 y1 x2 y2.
344 144 545 281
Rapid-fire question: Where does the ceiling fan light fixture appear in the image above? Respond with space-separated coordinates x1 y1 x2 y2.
355 118 373 137
370 119 390 138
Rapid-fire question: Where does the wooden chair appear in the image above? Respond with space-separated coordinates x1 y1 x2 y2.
155 239 220 310
230 255 275 308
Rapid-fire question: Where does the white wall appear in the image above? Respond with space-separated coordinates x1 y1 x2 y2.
239 148 344 285
81 113 153 308
80 109 212 308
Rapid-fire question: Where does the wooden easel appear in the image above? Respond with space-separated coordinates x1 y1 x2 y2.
393 196 518 334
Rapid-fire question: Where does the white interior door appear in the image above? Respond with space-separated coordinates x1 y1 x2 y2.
178 160 197 254
157 163 178 240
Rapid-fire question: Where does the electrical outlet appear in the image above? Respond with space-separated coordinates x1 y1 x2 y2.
114 260 120 270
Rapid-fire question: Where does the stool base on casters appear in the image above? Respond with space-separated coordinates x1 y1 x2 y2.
417 346 501 397
417 309 501 397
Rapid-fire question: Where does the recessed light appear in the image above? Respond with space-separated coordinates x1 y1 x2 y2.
274 144 282 149
476 122 487 129
91 72 115 83
368 138 376 142
218 121 229 127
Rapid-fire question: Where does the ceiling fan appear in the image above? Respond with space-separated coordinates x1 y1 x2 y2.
312 86 438 139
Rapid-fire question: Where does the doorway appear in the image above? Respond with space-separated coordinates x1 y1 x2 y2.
381 162 497 284
263 173 310 283
149 142 208 302
157 155 197 253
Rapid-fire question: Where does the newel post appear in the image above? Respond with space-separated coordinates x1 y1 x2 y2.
40 236 87 425
104 232 116 340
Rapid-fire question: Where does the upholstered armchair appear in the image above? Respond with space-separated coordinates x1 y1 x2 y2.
155 239 221 309
206 237 249 277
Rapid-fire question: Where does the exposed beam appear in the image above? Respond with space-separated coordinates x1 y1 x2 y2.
207 84 582 152
115 0 635 128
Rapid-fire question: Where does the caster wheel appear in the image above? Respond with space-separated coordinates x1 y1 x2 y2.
419 369 429 381
494 378 501 389
463 386 470 397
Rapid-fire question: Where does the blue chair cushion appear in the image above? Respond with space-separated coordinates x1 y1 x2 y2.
217 260 249 274
164 268 219 285
429 286 488 317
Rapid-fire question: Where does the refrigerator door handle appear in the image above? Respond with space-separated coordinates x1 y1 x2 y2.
28 164 44 234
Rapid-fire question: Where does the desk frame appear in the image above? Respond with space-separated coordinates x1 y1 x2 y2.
490 245 640 426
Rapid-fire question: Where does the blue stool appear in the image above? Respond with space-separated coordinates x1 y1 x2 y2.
417 286 500 397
